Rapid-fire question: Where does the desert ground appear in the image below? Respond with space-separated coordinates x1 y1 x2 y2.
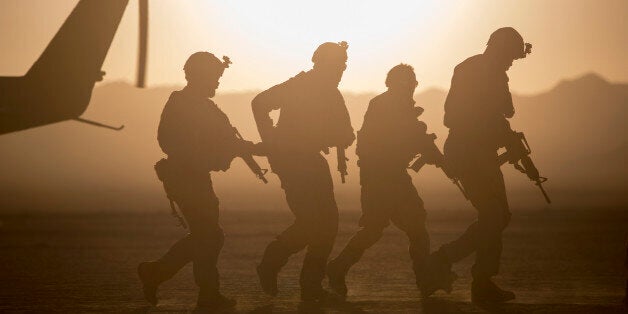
0 206 626 313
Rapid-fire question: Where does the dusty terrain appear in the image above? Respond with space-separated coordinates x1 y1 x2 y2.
0 207 626 313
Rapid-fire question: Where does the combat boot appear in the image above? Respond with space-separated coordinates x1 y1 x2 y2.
257 264 279 297
418 254 457 297
258 241 293 297
138 261 166 305
326 259 349 297
471 279 515 304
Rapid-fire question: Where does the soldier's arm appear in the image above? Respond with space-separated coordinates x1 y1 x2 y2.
412 121 434 155
359 99 377 134
157 94 199 159
335 95 355 148
499 73 515 118
503 92 515 118
357 98 381 143
251 83 286 142
443 69 465 129
409 118 444 165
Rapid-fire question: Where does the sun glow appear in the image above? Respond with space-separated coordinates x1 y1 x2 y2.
2 1 626 93
183 1 461 92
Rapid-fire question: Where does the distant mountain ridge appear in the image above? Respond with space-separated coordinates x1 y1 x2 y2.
0 73 625 212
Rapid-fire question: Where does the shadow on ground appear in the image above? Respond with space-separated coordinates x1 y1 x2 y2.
128 298 626 313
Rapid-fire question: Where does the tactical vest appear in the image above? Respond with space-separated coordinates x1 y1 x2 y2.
158 90 238 172
273 71 354 152
357 92 427 170
444 54 514 147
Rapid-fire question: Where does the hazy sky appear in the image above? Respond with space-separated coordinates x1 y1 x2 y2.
0 0 626 93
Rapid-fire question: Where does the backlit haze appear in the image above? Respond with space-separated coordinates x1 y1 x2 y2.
0 0 626 93
0 0 626 213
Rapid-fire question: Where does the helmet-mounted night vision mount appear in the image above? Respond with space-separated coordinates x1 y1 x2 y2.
523 43 532 57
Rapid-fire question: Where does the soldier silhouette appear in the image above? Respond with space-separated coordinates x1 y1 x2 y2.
137 52 260 311
252 41 355 305
422 27 532 304
326 64 455 298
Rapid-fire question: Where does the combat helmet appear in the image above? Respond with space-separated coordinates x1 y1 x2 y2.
184 51 232 77
312 41 349 64
487 27 532 59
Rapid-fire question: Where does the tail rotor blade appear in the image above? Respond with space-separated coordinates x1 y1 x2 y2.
136 0 148 88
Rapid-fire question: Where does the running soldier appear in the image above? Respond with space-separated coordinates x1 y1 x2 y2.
326 64 454 298
252 42 355 305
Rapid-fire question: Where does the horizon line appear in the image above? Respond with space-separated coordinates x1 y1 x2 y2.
96 71 623 97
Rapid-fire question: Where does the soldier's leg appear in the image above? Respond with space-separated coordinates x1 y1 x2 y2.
174 176 234 308
326 223 385 297
326 182 389 297
431 173 510 270
259 220 310 275
137 234 194 305
471 171 510 280
138 177 199 305
431 170 504 266
434 222 479 263
328 224 386 276
142 234 194 280
146 200 225 292
298 156 341 301
192 225 224 307
390 180 430 279
300 202 339 300
461 170 514 303
329 183 389 275
258 179 311 296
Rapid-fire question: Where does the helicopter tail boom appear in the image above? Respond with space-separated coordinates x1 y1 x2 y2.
0 0 131 135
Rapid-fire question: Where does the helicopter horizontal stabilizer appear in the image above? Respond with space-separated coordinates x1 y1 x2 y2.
74 117 125 131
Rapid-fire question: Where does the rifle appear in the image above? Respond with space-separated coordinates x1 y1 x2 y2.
337 146 349 183
498 131 551 203
233 127 269 184
408 133 469 200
